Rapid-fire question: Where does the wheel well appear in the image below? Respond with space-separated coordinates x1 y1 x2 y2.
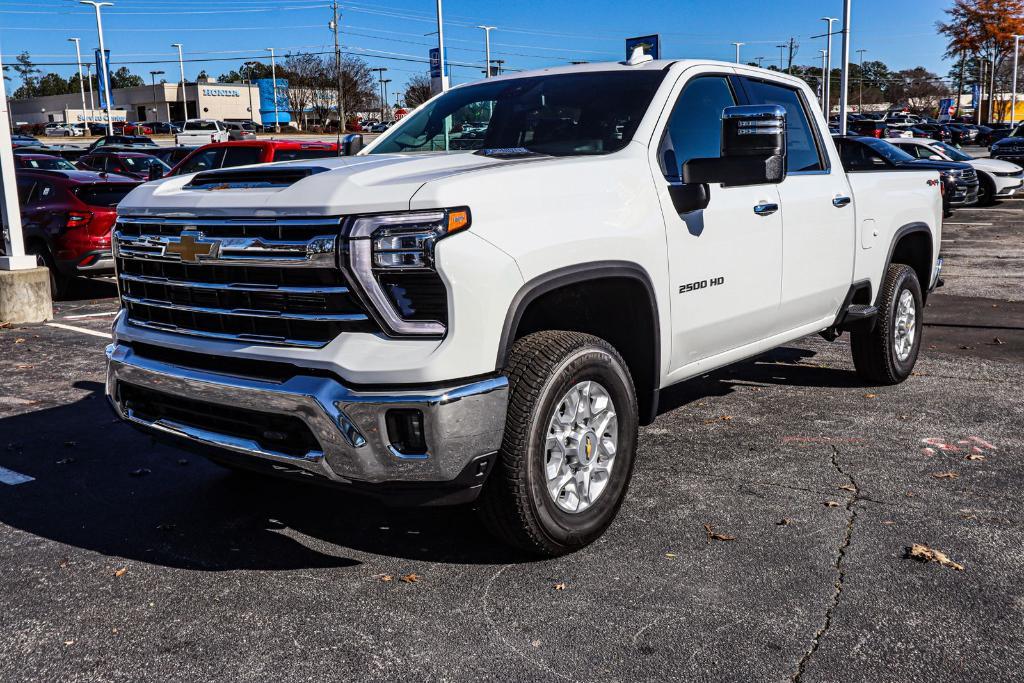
889 229 932 300
507 275 659 425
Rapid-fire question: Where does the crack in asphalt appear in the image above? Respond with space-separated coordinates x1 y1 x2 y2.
791 444 859 683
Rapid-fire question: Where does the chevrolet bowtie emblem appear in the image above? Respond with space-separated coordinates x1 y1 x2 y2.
164 231 220 263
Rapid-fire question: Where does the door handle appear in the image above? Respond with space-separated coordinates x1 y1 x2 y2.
753 202 779 216
833 196 852 208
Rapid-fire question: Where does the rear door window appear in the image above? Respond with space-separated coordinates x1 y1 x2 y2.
740 78 825 173
221 147 263 168
74 184 136 207
178 148 225 174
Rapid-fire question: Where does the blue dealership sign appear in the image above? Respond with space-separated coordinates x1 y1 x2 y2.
971 83 981 109
625 34 660 60
429 47 449 78
256 78 291 125
94 49 114 107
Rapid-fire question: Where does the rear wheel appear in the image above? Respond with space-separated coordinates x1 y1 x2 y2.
850 264 923 385
478 331 638 556
977 174 997 206
25 243 71 299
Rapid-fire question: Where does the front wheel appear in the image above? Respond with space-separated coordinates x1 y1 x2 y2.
478 331 638 556
850 263 923 385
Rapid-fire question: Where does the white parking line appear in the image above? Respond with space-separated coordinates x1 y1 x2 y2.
0 466 34 485
945 222 993 226
64 311 118 320
44 322 111 339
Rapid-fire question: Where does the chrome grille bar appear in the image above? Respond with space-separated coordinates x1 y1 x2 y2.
122 295 366 323
118 272 351 296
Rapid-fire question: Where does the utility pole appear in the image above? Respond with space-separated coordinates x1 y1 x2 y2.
989 47 998 124
1013 36 1022 128
435 0 448 92
821 17 837 111
754 56 765 68
68 38 87 124
372 67 388 121
81 1 114 136
776 43 787 70
171 43 187 120
85 63 95 111
330 0 346 140
732 42 745 64
478 26 496 77
820 50 828 108
149 70 164 115
837 0 852 136
267 47 280 133
787 37 798 74
490 59 505 76
978 58 985 125
856 48 867 111
382 79 391 119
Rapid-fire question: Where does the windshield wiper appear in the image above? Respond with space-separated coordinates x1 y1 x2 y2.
474 147 549 159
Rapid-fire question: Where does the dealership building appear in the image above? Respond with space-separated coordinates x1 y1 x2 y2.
9 78 274 127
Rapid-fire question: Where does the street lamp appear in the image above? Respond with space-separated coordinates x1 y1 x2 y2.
821 16 838 117
382 79 392 120
80 1 114 136
85 63 95 110
435 0 447 92
266 47 280 133
1012 35 1022 128
372 67 388 121
171 43 188 120
856 48 868 112
837 1 852 136
732 42 745 64
477 25 496 77
820 50 828 108
149 70 164 115
67 38 87 124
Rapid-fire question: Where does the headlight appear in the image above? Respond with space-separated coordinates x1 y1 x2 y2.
347 208 471 336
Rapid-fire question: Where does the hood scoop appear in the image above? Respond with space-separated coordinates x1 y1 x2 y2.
185 166 328 190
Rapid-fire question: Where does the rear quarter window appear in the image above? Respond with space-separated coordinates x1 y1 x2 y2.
273 148 337 161
221 147 264 167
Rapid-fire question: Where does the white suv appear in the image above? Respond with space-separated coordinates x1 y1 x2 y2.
887 137 1024 205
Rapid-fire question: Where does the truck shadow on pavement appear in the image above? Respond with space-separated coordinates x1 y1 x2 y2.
0 345 860 571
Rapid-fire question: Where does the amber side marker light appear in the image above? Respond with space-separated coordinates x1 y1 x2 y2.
447 209 470 233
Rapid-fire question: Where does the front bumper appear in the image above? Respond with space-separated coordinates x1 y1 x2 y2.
105 343 509 497
948 180 980 206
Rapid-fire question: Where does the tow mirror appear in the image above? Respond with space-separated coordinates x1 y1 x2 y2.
148 165 164 181
682 104 788 187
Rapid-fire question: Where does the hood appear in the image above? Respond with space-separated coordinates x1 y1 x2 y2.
969 157 1023 173
992 136 1024 148
116 152 557 218
899 159 972 172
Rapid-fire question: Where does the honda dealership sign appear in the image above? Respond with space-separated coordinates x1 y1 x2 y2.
255 78 291 125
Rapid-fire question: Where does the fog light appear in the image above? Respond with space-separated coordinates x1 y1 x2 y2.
385 409 427 457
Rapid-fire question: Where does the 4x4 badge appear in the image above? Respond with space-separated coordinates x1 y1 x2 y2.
164 231 221 263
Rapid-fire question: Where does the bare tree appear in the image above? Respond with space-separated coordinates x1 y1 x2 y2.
282 53 323 129
404 74 433 108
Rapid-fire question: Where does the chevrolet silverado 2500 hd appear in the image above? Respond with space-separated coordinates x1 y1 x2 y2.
105 57 943 556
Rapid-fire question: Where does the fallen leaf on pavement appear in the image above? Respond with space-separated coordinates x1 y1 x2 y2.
932 471 959 480
906 543 964 571
838 484 856 492
64 640 74 646
15 364 33 370
553 582 567 591
704 524 736 543
113 567 127 577
881 520 896 526
776 518 790 526
400 573 420 584
14 338 25 344
375 574 393 582
991 337 1005 345
863 393 878 399
824 501 842 508
965 453 985 461
664 552 677 559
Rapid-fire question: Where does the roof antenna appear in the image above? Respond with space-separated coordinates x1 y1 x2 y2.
625 45 653 66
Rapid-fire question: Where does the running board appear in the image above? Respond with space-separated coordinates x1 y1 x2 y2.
820 303 879 341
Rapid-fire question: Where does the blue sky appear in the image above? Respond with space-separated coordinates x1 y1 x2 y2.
0 0 955 93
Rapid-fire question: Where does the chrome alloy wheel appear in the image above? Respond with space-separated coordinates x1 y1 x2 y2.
894 288 917 362
544 381 618 514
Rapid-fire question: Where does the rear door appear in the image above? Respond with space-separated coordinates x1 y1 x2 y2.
650 69 784 371
737 74 856 330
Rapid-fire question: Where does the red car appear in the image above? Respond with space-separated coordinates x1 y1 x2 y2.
169 139 340 176
76 150 171 180
121 122 154 136
13 169 139 296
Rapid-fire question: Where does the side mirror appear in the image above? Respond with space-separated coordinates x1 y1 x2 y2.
148 165 164 181
682 104 788 187
341 133 364 156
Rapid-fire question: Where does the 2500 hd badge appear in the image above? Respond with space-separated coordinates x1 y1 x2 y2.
679 276 725 294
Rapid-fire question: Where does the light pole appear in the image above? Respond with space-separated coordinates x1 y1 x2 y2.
754 56 765 68
435 0 447 92
837 1 852 136
856 48 868 111
1 51 37 272
372 67 388 121
267 47 280 133
171 43 188 120
85 63 95 110
242 62 256 126
478 25 495 77
732 42 745 64
149 70 164 117
1011 35 1022 128
382 79 392 120
821 16 838 117
81 1 114 136
68 38 87 124
820 50 828 108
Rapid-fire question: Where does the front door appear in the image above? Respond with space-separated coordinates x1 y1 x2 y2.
650 71 784 374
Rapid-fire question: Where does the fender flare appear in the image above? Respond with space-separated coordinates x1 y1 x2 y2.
879 222 934 302
495 261 662 424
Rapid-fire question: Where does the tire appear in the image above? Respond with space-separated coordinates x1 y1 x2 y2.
977 174 997 206
478 331 639 556
850 263 924 385
25 244 71 299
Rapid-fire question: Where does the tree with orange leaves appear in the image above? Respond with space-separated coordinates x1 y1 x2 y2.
939 0 1024 122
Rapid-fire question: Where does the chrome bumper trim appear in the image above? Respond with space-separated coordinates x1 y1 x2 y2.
105 343 509 484
930 256 944 291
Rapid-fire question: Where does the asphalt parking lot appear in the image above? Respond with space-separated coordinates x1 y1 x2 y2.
2 198 1023 681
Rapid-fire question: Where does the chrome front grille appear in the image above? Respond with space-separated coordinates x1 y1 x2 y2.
114 216 375 347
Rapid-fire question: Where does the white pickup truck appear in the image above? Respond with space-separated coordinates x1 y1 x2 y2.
106 57 943 556
174 119 230 146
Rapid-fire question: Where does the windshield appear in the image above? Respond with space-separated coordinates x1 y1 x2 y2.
859 137 917 163
120 155 171 171
21 156 75 170
369 71 666 156
932 141 972 162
